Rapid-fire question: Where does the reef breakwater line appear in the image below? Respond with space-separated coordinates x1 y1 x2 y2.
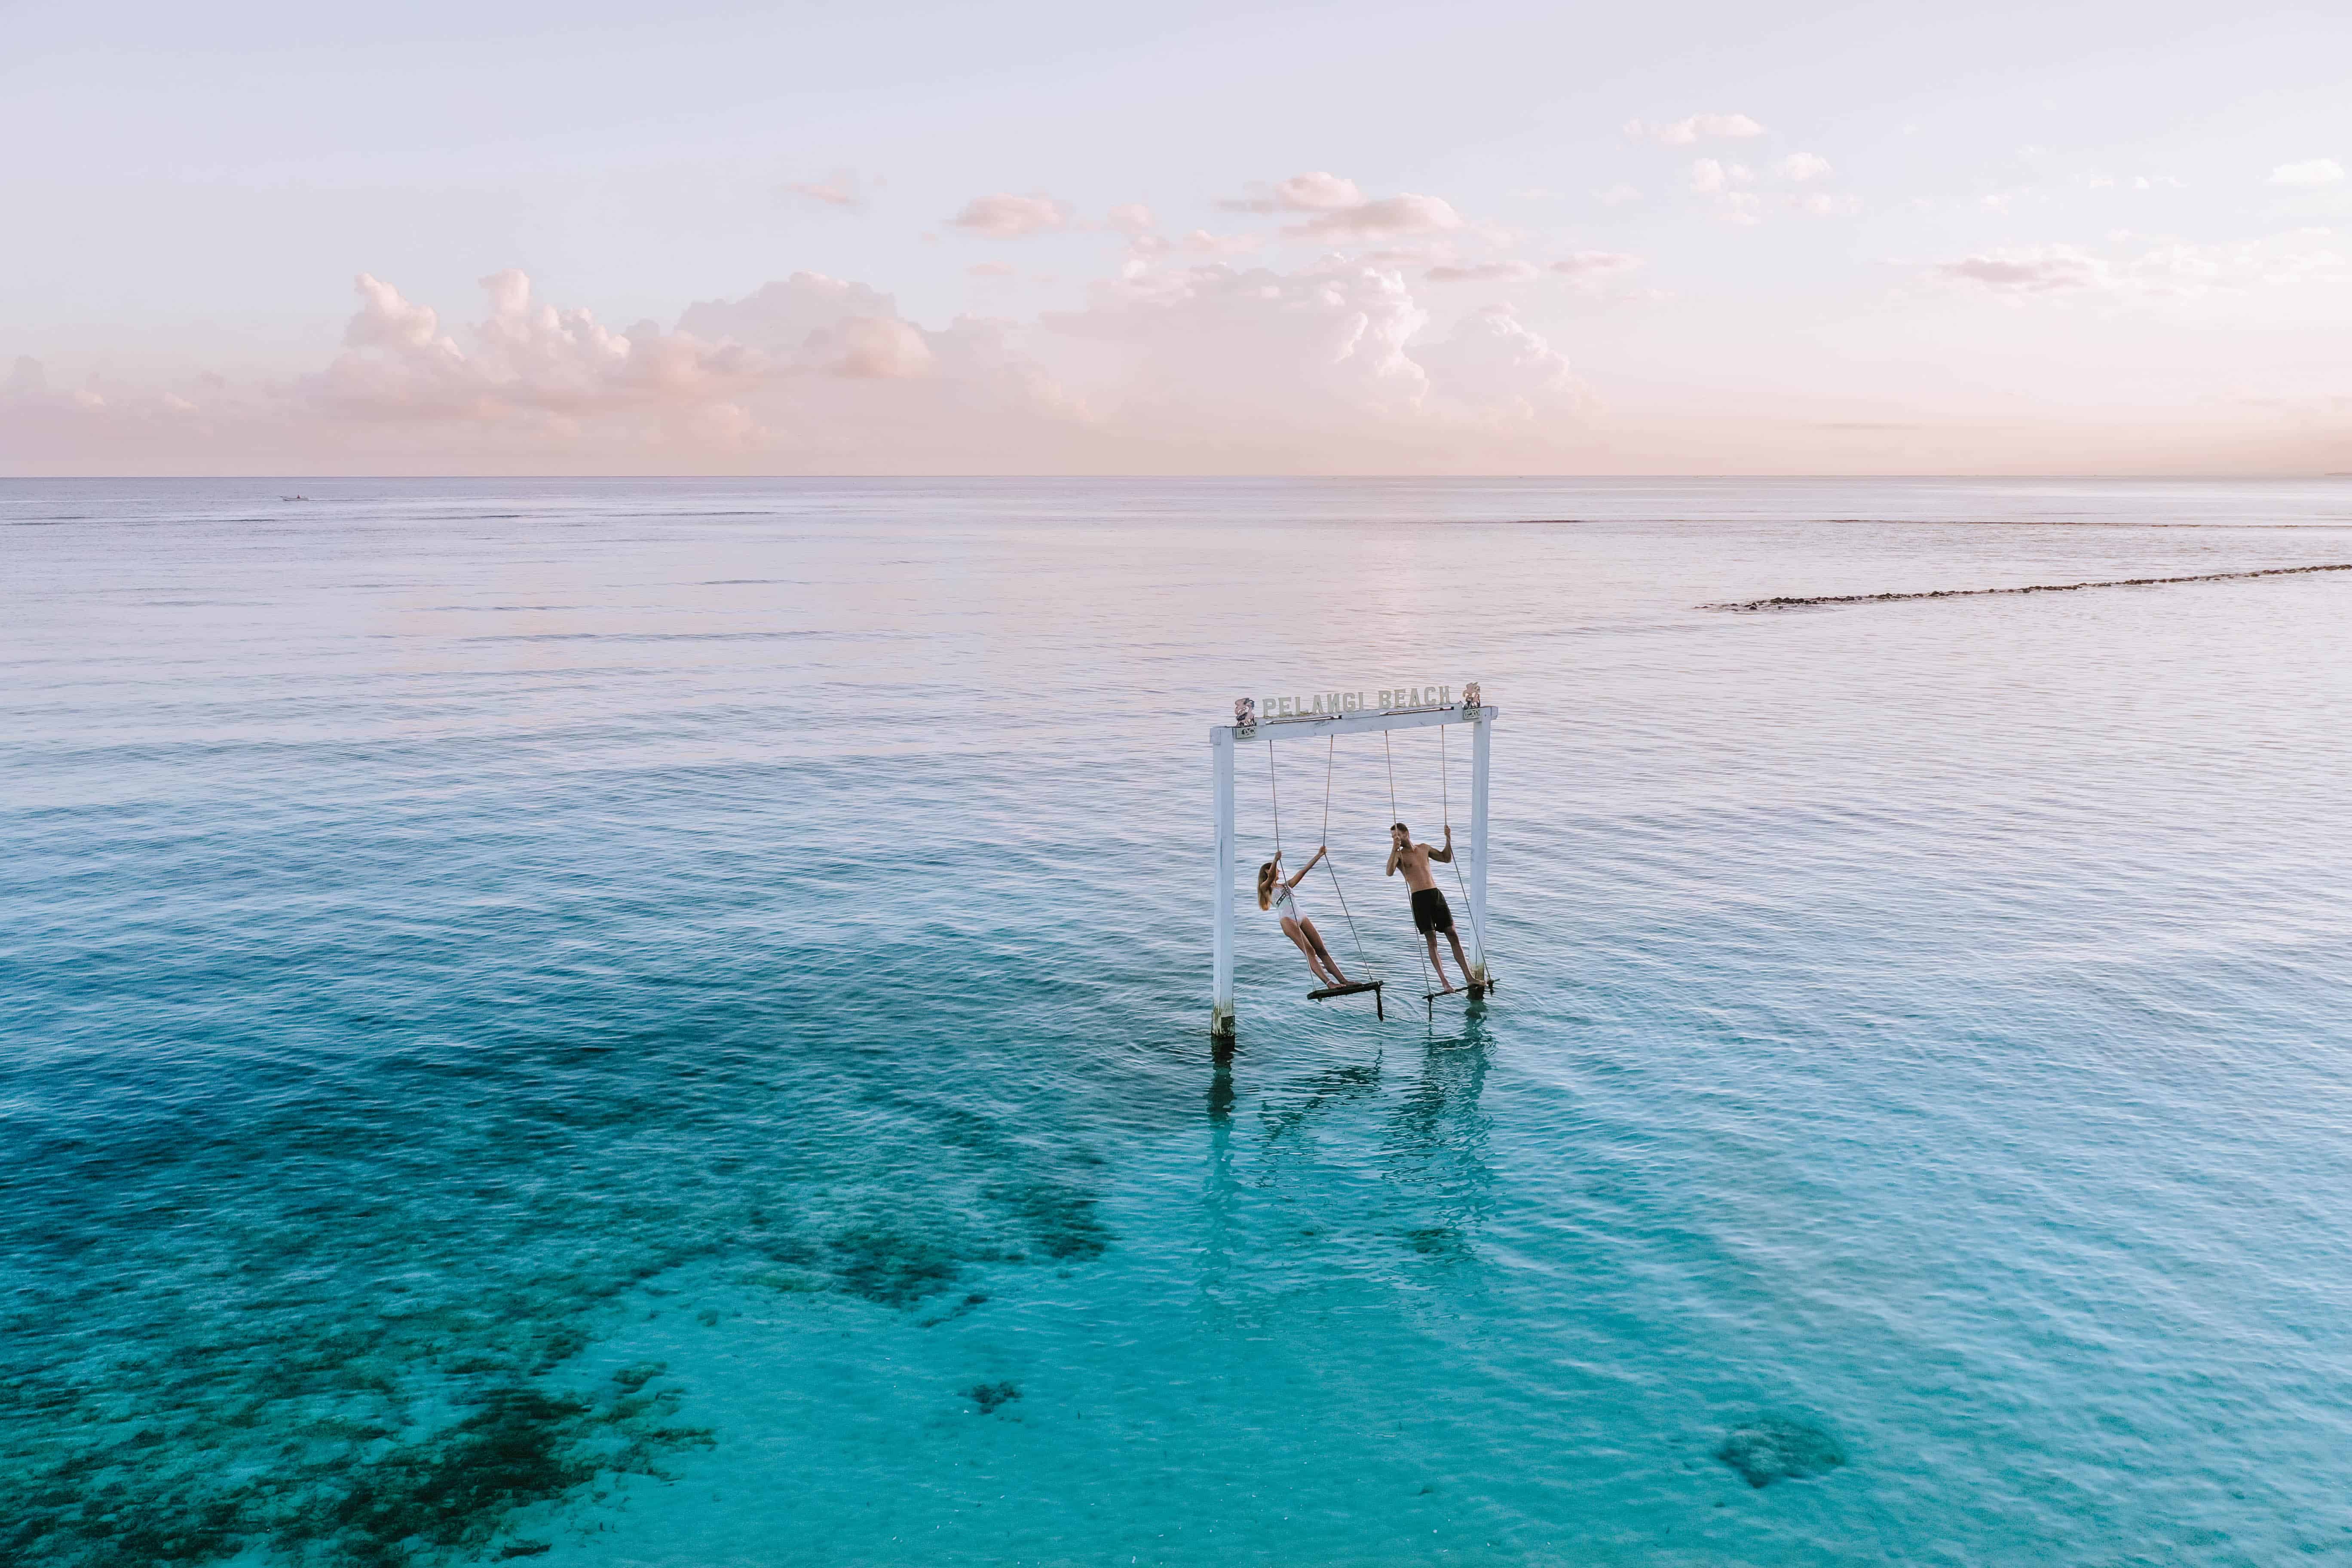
1707 560 2352 612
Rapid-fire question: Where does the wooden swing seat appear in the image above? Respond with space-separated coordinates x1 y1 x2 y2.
1308 979 1385 1019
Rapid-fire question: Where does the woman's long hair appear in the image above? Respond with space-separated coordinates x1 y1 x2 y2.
1257 860 1278 910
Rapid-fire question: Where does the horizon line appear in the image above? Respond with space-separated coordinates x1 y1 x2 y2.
6 472 2352 484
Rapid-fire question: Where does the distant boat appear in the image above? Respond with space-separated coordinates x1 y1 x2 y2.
280 494 310 502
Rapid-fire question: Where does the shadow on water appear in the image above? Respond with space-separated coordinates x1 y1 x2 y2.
1383 1011 1498 1262
1257 1056 1385 1141
1193 1004 1500 1295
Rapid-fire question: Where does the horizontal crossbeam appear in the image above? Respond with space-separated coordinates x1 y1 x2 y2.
1216 703 1496 745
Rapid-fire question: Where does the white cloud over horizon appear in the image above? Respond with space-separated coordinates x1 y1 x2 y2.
2267 158 2345 187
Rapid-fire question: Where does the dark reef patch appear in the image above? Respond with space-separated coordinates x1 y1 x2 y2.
829 1225 963 1307
920 1292 990 1329
1403 1225 1463 1256
986 1176 1109 1262
1714 1416 1845 1488
3 910 1114 1565
3 1360 709 1568
968 1381 1022 1414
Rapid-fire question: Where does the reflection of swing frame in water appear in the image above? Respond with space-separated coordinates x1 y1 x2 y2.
1210 689 1495 1039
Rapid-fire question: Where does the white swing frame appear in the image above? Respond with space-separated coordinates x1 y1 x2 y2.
1211 697 1495 1039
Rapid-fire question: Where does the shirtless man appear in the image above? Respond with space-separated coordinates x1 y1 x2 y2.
1385 821 1474 992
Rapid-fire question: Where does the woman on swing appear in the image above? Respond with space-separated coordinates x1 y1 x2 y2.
1258 847 1353 989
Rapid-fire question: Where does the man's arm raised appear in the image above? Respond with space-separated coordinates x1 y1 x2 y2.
1428 827 1454 864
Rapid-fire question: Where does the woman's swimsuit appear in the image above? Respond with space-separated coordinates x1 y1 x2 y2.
1268 882 1306 923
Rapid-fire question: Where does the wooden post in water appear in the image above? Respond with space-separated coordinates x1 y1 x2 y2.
1469 704 1491 988
1210 723 1236 1041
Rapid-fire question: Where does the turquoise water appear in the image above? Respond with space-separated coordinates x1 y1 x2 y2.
7 477 2352 1566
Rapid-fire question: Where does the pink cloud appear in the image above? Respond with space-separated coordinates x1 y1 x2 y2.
2268 159 2344 187
1932 235 2348 299
812 315 933 379
784 170 868 210
1218 171 1368 214
1179 230 1263 255
1411 305 1577 420
947 193 1070 238
10 253 1600 474
1687 159 1754 194
312 271 765 425
1283 193 1465 242
1549 252 1644 289
1932 247 2110 293
1424 261 1538 283
1271 171 1365 210
1041 259 1583 444
1106 202 1157 236
1628 113 1766 144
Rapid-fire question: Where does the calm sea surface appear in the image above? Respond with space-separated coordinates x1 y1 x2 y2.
7 477 2352 1567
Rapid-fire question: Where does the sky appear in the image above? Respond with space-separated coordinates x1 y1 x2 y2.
4 0 2349 475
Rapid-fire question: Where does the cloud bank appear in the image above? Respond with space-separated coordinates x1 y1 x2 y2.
12 154 2344 478
4 242 1599 473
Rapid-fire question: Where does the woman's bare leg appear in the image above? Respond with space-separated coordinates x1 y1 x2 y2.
1301 919 1348 984
1285 919 1338 986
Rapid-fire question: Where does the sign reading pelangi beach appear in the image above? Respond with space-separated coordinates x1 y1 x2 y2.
1255 685 1462 719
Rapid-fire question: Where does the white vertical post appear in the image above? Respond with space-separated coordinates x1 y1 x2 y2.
1469 708 1491 986
1211 725 1236 1039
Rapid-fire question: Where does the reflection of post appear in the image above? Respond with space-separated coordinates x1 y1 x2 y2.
1211 725 1236 1039
1198 1043 1239 1312
1469 708 1490 985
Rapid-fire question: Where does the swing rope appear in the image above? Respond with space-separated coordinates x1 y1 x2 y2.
1266 738 1281 862
1439 725 1485 979
1318 735 1376 980
1384 732 1438 999
1269 736 1380 995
